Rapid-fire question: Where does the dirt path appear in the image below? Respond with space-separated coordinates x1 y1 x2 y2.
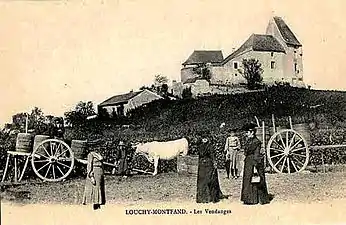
2 171 346 224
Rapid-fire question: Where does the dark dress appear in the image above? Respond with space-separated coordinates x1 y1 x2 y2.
240 136 270 205
117 146 129 176
196 140 224 203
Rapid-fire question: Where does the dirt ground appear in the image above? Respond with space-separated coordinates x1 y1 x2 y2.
2 170 346 224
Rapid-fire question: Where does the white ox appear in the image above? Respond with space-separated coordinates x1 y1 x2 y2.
133 138 189 176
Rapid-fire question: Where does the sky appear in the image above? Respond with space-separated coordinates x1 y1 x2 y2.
0 0 346 126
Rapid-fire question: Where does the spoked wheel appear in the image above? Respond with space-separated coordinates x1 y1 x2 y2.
31 139 75 182
267 129 309 174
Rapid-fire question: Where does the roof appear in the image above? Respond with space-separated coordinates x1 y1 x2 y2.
183 77 200 84
99 91 143 107
222 34 285 64
273 16 302 46
182 50 224 66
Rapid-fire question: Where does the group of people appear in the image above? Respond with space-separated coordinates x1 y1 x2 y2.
196 123 272 205
82 122 272 210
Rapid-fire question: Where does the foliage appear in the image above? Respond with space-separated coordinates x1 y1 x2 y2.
154 74 169 86
64 101 96 128
193 63 212 81
239 58 264 90
182 87 192 99
10 107 57 135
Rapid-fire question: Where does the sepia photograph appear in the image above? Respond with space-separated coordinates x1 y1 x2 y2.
1 0 346 224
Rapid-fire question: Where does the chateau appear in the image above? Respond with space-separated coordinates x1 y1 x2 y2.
173 16 305 97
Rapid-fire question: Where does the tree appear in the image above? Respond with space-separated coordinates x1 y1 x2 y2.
28 107 46 133
154 74 169 86
239 59 263 90
12 112 27 130
64 101 96 127
193 63 212 81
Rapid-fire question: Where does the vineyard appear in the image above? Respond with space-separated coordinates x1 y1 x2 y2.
1 86 346 177
63 86 346 175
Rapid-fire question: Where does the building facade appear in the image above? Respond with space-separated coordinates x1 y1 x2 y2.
175 16 305 97
98 89 163 117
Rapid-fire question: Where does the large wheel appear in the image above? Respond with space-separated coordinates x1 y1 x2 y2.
267 129 309 174
31 139 75 182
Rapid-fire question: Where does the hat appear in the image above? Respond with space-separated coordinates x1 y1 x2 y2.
242 123 257 131
119 141 125 146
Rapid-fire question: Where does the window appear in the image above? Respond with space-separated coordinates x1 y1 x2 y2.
298 78 303 81
294 63 299 73
271 61 275 69
233 62 238 69
235 73 238 77
271 52 274 57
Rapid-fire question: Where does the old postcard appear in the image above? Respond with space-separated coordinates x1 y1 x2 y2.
1 0 346 224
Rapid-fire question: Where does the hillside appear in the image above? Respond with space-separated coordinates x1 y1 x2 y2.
126 86 346 132
64 86 346 173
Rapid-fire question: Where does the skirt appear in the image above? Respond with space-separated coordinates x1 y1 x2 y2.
82 167 106 205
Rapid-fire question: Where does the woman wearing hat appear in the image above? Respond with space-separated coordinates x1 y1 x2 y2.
240 123 271 205
196 130 228 203
82 144 106 210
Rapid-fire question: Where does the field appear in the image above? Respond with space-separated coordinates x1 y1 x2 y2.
2 170 346 205
2 170 346 225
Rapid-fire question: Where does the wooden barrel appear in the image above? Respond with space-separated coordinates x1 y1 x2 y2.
16 133 33 153
177 155 199 175
34 135 50 155
292 123 311 145
71 140 88 159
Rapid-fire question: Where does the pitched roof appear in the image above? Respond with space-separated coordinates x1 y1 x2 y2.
273 17 302 46
222 34 285 64
99 90 143 106
182 50 224 66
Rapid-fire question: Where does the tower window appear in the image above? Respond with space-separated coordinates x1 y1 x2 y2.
233 62 238 69
294 63 299 73
271 52 274 57
271 61 275 69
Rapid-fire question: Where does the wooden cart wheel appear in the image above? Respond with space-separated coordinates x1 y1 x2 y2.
31 139 75 182
266 129 309 174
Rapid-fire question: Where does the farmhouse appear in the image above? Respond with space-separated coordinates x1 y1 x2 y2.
98 89 163 117
174 16 305 97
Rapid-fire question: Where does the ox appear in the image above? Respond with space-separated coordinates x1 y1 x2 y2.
132 138 189 176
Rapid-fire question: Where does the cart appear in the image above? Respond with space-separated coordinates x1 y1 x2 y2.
260 116 346 174
1 138 117 183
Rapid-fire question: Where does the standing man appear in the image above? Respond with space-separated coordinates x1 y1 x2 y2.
224 129 241 179
116 141 129 178
240 123 271 205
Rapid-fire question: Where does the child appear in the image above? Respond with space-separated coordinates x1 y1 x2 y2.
224 129 241 179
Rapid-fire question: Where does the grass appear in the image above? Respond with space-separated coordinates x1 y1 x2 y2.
2 170 346 205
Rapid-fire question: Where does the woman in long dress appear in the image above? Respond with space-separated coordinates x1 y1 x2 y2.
196 132 228 203
82 149 106 210
224 129 241 179
240 123 271 205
